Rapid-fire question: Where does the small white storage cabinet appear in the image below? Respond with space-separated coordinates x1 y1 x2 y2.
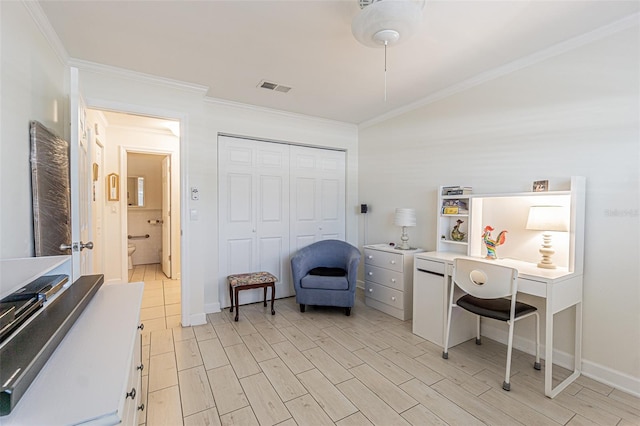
363 244 423 320
412 254 476 347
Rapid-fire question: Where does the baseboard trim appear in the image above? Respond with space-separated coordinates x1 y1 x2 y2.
582 360 640 398
204 303 221 314
481 323 640 397
189 312 207 326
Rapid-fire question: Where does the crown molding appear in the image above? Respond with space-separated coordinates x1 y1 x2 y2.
22 0 69 66
204 96 357 131
359 12 640 129
68 58 210 96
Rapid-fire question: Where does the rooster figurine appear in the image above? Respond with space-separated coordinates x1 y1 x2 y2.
482 225 507 259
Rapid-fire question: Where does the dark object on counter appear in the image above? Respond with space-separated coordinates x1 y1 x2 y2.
0 274 104 416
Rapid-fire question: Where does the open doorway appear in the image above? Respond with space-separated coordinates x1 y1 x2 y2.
126 152 176 279
87 108 182 328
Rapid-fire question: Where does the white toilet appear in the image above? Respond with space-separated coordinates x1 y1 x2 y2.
127 243 136 270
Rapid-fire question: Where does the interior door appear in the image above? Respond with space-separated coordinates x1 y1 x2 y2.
218 136 290 308
290 145 346 252
161 155 171 277
91 135 104 274
69 67 93 281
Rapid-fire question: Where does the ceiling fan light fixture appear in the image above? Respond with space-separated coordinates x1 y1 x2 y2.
373 29 400 45
351 0 425 48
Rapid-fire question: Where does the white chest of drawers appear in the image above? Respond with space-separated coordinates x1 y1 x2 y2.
363 244 423 320
3 281 145 425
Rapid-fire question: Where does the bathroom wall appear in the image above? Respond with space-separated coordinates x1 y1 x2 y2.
101 122 180 283
127 153 164 266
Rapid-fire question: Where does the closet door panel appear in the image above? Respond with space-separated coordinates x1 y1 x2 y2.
227 173 253 223
219 136 291 308
260 175 284 223
226 238 254 274
321 179 340 220
290 146 346 247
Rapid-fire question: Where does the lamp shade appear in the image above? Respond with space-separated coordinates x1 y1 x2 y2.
526 206 569 232
394 208 416 227
352 0 425 48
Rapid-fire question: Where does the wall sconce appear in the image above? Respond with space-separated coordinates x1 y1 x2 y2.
394 208 416 250
526 205 569 269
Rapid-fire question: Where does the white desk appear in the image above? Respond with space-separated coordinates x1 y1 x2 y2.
413 251 582 398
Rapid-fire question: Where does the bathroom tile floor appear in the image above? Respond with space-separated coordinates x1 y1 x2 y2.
130 265 640 426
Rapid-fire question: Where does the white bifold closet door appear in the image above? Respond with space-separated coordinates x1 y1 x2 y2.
290 145 346 251
218 136 345 309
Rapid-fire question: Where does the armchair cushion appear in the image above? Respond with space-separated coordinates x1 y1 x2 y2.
301 275 348 290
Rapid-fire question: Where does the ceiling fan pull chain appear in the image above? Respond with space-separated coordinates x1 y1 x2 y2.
384 41 388 102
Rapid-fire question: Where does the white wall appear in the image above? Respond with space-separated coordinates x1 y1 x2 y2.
358 25 639 391
75 67 358 325
98 123 180 283
0 1 67 258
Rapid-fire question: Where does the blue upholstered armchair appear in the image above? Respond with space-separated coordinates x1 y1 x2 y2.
291 240 361 316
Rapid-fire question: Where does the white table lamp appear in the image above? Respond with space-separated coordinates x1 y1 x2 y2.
526 206 569 269
394 208 416 250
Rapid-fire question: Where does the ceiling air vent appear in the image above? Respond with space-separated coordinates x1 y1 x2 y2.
258 80 292 94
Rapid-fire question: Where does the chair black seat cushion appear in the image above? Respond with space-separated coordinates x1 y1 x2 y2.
300 275 348 290
457 295 536 322
309 267 347 277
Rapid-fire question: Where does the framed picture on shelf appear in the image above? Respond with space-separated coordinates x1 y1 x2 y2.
533 180 548 192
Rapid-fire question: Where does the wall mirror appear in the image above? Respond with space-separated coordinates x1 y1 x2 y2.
127 176 145 207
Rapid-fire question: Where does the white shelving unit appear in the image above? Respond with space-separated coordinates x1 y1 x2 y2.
436 186 472 255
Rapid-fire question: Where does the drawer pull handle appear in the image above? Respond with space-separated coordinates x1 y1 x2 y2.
368 288 373 292
137 363 144 371
138 403 145 411
390 260 396 264
126 387 137 400
391 279 396 283
391 297 396 301
138 323 144 331
368 272 373 276
367 255 373 259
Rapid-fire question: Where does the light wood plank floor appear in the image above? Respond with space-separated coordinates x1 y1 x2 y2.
131 265 639 426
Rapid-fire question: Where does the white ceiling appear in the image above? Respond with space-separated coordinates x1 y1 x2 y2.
39 1 638 124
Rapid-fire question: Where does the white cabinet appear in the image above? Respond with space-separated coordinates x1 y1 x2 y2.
364 244 422 320
412 255 475 347
3 281 145 425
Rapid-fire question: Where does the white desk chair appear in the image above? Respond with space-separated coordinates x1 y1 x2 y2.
442 258 541 391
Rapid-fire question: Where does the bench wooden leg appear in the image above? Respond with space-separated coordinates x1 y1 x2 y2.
270 283 275 315
234 287 240 322
229 283 234 313
263 286 267 307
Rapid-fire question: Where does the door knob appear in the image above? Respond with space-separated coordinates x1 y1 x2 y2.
80 241 94 250
60 243 75 251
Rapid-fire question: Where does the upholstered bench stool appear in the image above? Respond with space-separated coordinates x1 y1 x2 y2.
227 271 277 322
